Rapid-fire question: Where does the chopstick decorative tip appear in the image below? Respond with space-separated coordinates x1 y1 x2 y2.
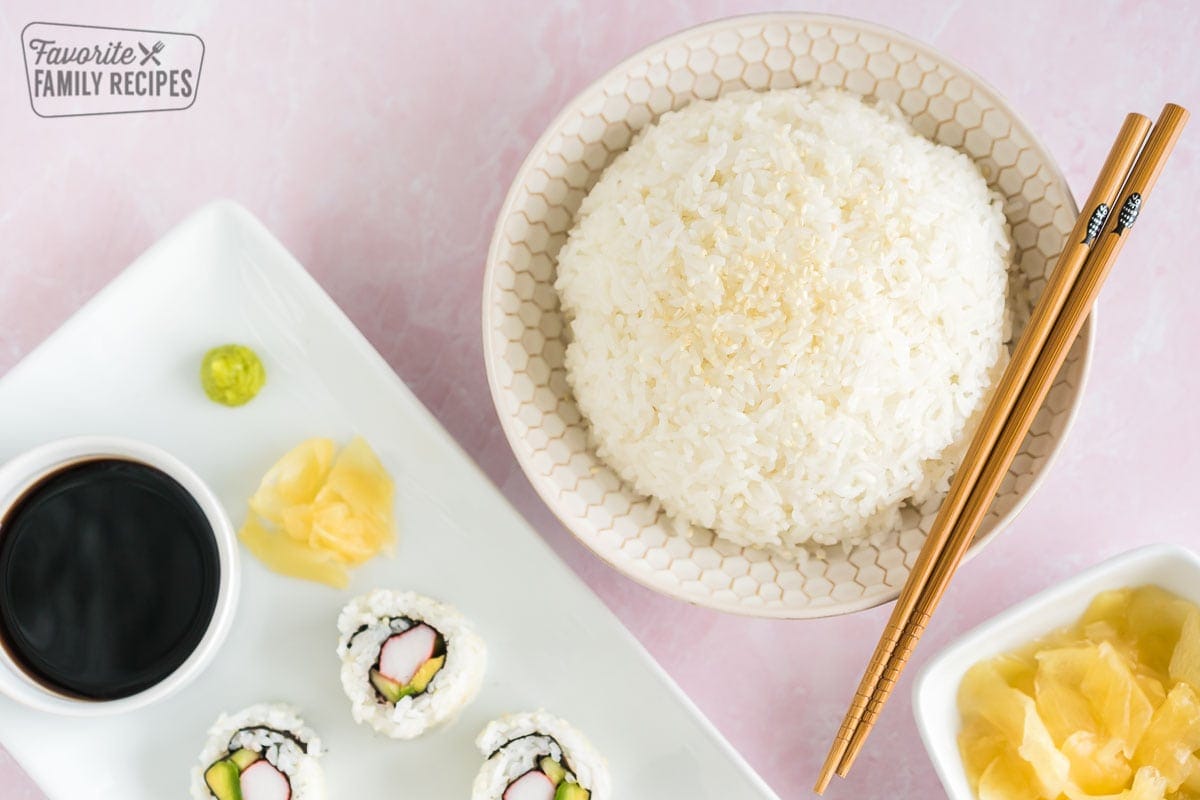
1083 202 1110 244
1114 192 1142 233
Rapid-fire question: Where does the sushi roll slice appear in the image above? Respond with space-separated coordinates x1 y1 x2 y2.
337 589 486 738
191 703 324 800
472 711 611 800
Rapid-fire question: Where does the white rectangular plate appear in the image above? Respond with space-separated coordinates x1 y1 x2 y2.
0 201 778 800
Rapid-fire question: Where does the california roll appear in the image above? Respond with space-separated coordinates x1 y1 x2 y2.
191 703 324 800
472 711 610 800
336 589 486 738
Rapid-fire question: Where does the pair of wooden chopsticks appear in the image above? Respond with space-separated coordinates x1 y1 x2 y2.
815 102 1190 794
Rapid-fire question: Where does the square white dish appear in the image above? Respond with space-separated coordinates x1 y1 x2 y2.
0 200 779 800
912 543 1200 800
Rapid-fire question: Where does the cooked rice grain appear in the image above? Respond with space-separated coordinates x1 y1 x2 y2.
555 87 1015 550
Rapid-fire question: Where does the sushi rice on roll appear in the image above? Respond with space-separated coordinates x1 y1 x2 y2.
191 703 324 800
337 588 486 738
473 711 610 800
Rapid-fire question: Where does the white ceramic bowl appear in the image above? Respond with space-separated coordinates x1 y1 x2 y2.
483 12 1093 618
0 436 239 715
913 544 1200 799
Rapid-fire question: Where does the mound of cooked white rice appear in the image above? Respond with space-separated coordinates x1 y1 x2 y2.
554 86 1016 550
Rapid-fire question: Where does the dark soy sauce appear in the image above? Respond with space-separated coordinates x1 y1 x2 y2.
0 458 219 700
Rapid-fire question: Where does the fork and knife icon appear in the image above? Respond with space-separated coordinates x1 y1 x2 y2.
137 41 165 66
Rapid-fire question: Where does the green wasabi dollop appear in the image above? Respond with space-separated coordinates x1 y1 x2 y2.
200 344 265 407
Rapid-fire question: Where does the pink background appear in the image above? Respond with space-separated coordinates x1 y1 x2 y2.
1 2 1198 798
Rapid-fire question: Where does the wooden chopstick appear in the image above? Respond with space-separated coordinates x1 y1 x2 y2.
833 102 1189 781
812 111 1154 794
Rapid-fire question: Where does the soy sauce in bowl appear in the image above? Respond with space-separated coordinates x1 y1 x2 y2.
0 458 221 701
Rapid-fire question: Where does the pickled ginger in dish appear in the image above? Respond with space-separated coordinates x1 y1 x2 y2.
957 586 1200 799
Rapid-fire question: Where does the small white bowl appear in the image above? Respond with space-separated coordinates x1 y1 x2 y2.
0 436 239 716
913 544 1200 799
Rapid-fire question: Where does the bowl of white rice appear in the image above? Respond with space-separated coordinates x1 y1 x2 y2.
483 13 1092 618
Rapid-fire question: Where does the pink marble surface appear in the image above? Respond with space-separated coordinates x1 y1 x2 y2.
0 1 1198 797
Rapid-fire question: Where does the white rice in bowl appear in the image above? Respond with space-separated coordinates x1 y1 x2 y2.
554 86 1019 551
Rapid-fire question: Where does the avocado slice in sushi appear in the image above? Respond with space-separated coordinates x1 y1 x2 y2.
370 655 446 703
407 654 445 693
554 783 590 800
230 749 261 771
204 758 243 800
539 757 566 786
370 668 406 703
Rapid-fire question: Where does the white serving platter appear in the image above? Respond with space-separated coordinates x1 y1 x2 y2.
0 201 779 800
